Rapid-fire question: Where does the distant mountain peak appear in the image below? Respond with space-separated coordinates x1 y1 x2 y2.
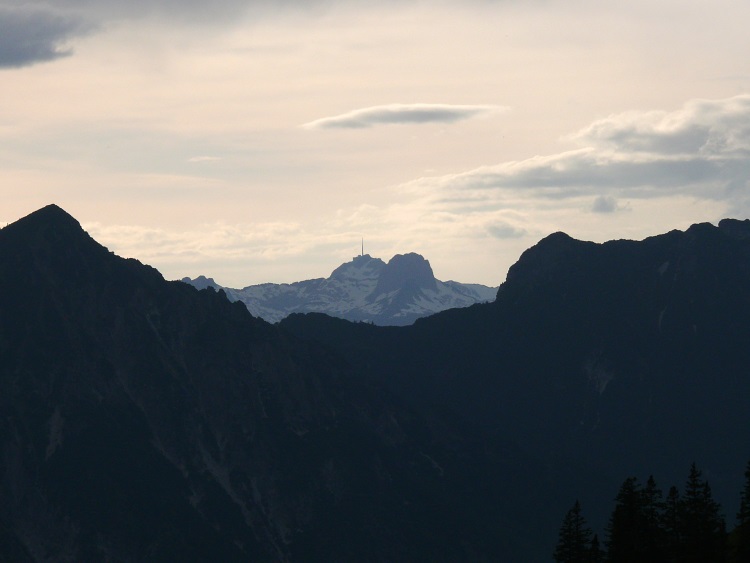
374 252 437 295
181 275 221 291
184 251 496 326
329 253 385 281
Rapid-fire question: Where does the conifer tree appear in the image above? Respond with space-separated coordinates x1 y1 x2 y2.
679 463 726 563
638 475 667 560
605 476 666 562
554 501 593 563
606 477 646 562
661 485 681 560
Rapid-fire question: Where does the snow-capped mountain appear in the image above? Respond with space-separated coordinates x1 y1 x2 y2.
183 252 497 325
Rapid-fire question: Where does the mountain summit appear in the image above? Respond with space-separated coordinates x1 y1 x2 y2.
183 252 496 326
372 252 437 296
2 204 94 254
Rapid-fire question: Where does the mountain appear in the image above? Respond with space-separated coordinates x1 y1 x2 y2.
182 252 496 326
5 205 750 561
281 220 750 553
0 205 532 561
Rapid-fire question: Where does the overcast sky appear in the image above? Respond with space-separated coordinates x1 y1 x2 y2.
2 0 750 286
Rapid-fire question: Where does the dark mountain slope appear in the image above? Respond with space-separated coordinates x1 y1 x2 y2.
0 205 524 561
282 220 750 550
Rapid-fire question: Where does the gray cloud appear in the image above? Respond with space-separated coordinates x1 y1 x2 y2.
0 5 92 68
0 0 328 68
591 195 618 213
409 95 750 209
3 0 253 23
1 0 411 37
571 96 750 157
486 222 526 239
0 0 429 69
303 104 506 129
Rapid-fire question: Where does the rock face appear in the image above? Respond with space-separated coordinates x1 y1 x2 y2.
183 252 496 326
0 205 517 561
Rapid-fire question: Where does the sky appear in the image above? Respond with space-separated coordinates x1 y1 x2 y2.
2 0 750 287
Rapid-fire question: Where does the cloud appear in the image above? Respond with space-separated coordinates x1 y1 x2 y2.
0 5 92 68
404 95 750 210
486 222 527 239
303 104 507 129
570 95 750 156
0 0 334 68
2 0 254 25
83 217 388 286
85 220 309 263
591 195 619 213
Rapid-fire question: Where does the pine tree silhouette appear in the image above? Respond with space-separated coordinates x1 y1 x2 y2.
678 463 726 563
554 501 593 563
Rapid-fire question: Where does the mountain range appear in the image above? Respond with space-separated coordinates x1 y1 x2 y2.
281 219 750 552
2 205 750 561
183 253 497 326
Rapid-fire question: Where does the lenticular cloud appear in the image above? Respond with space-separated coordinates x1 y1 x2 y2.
303 104 506 129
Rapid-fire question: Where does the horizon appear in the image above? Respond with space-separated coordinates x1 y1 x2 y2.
182 249 506 288
2 203 737 289
2 1 750 287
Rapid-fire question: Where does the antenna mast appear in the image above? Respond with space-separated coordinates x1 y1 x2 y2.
361 238 364 257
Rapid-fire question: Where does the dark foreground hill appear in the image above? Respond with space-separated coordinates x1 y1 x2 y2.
282 220 750 553
0 205 538 561
4 205 750 561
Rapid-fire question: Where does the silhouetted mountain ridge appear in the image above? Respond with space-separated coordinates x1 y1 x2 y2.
4 206 750 561
0 205 527 561
282 219 750 551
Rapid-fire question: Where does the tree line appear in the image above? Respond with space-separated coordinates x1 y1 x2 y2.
554 461 750 563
